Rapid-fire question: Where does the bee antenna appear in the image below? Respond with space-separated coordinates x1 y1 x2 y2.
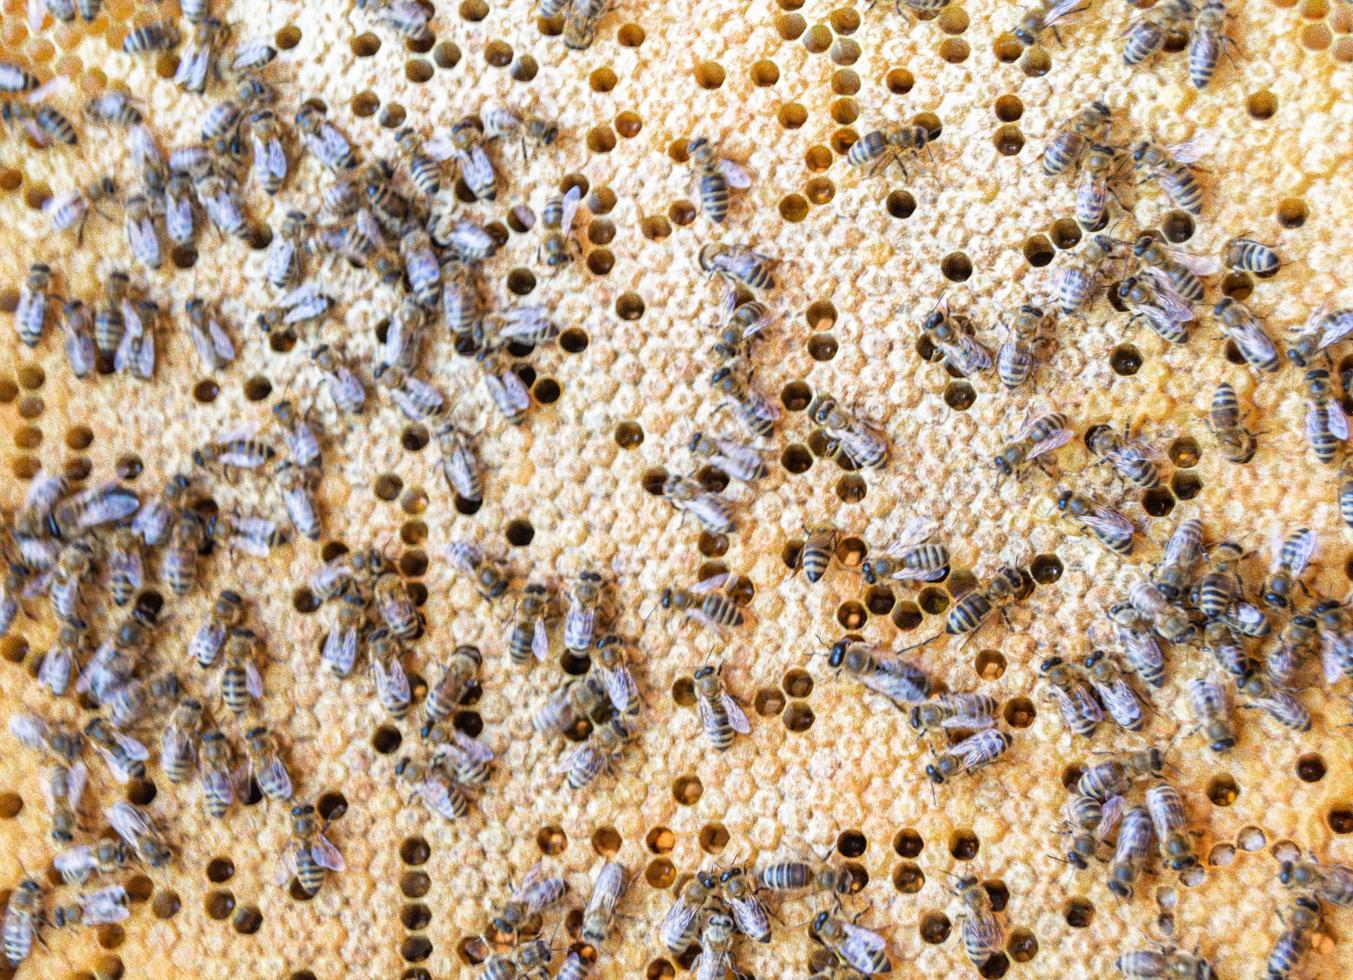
896 632 943 654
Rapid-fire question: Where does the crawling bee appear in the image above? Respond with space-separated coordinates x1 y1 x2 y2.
810 912 893 974
105 801 170 867
538 185 582 268
1304 367 1347 464
0 63 40 94
220 628 264 716
561 571 604 654
1133 235 1218 304
684 137 753 225
54 838 133 886
1074 142 1121 230
37 625 87 697
696 909 737 979
1088 424 1162 489
699 243 775 291
395 756 472 821
909 691 998 735
274 462 321 542
480 351 532 425
1042 100 1110 176
661 475 736 534
1122 0 1192 66
321 591 366 678
358 0 432 41
101 527 144 608
1238 673 1311 732
1154 517 1203 601
1187 678 1236 753
1266 895 1322 980
1134 134 1213 216
1076 747 1166 801
993 411 1074 477
422 645 482 731
1118 274 1195 345
1125 580 1194 644
689 431 767 486
531 676 606 735
45 176 117 240
372 566 420 641
1118 946 1217 978
506 584 552 666
693 664 750 751
14 262 52 348
559 719 631 791
659 872 717 954
374 363 445 422
996 303 1050 388
1146 782 1196 870
562 0 606 49
45 761 86 843
1056 489 1135 555
161 697 204 784
311 344 366 416
1107 804 1155 899
194 434 276 472
1223 236 1280 276
447 539 509 600
1041 656 1102 737
710 366 779 438
920 302 993 378
1061 792 1123 870
61 300 96 378
954 876 1005 968
846 124 932 178
490 862 568 938
1083 650 1145 731
796 523 839 584
183 297 235 371
197 729 237 819
657 575 748 636
1214 298 1280 373
1280 857 1353 908
392 127 441 197
826 639 932 706
248 109 289 195
3 880 42 968
10 716 82 771
296 103 355 171
1189 0 1236 88
429 420 480 504
810 392 889 469
1288 303 1353 367
368 629 411 720
84 718 148 784
1207 383 1257 463
1262 528 1316 612
163 172 196 248
276 802 344 896
482 105 558 158
174 17 228 94
123 20 182 54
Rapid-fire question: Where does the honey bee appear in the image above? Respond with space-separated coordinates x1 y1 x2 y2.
1262 528 1316 612
810 392 889 470
122 192 161 270
193 433 276 472
859 517 948 585
1128 580 1195 643
795 523 839 584
427 118 496 201
952 876 1005 968
696 910 737 979
1 98 75 148
1083 649 1145 731
1056 489 1136 555
51 885 130 931
1118 273 1196 345
61 300 96 378
196 169 252 240
562 0 606 49
1077 748 1165 801
248 109 289 195
1214 298 1280 373
908 691 998 736
1134 133 1214 216
48 539 94 627
197 729 237 819
661 474 736 534
507 585 552 666
1314 600 1353 682
174 17 228 94
1133 235 1218 303
276 802 344 896
1118 947 1217 978
1042 100 1111 176
1266 896 1322 980
321 591 366 678
84 717 148 784
392 127 441 197
1073 142 1122 230
845 125 932 184
1040 656 1102 737
1281 857 1353 908
491 862 569 936
658 872 717 954
189 590 244 670
45 175 117 240
657 575 748 636
1107 804 1154 898
242 724 292 802
395 756 472 821
1122 0 1192 66
437 217 499 263
230 36 277 74
392 226 438 310
810 913 892 975
1207 383 1257 464
163 172 196 248
1088 424 1162 489
1239 673 1311 731
1189 0 1237 89
480 351 532 425
14 262 52 348
710 366 779 437
220 629 264 716
161 696 203 784
993 411 1074 477
1304 367 1347 464
9 712 82 765
271 463 319 542
44 760 86 843
1061 792 1122 870
372 567 419 642
296 103 355 171
531 676 606 736
0 63 40 94
114 295 158 381
358 0 432 41
375 364 446 422
183 297 235 371
539 185 582 268
1221 236 1280 276
699 243 775 291
368 629 412 720
3 880 42 968
1288 303 1353 367
920 302 993 378
559 570 602 653
693 664 750 750
37 625 87 697
826 638 932 706
54 838 133 885
1154 517 1203 600
1146 782 1196 870
427 727 494 788
995 303 1050 389
559 718 631 791
442 263 483 344
581 861 627 949
433 419 480 503
1187 677 1236 753
685 136 752 223
442 543 506 605
311 344 367 415
106 801 171 867
482 106 558 159
100 527 144 608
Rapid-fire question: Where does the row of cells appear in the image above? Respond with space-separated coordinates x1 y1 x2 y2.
399 833 435 967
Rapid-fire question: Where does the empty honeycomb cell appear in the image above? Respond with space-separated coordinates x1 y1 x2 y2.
1303 21 1333 48
1336 36 1353 60
1142 487 1175 517
1207 773 1240 806
949 829 980 860
617 21 645 44
401 937 433 963
992 124 1024 156
1162 210 1196 242
778 103 808 129
1237 826 1267 851
1050 218 1082 249
975 648 1006 680
830 37 861 64
918 587 950 615
941 252 972 281
275 23 301 47
804 299 838 329
803 23 831 52
589 66 617 92
694 60 726 89
1110 344 1143 376
372 725 403 754
1297 753 1327 782
400 871 431 899
616 293 645 319
15 365 43 391
584 124 618 155
430 40 460 68
11 426 38 450
920 911 952 944
535 825 566 855
831 127 859 155
1171 472 1202 500
943 381 976 412
0 638 25 664
1278 197 1309 227
836 829 867 857
401 903 431 930
886 190 917 220
783 701 815 732
231 906 262 935
1061 897 1095 929
1002 696 1036 728
400 521 428 547
698 823 730 852
400 424 429 453
835 536 867 566
892 602 923 631
1020 46 1051 75
939 38 969 62
507 53 538 81
206 858 234 883
647 961 676 979
864 586 896 616
10 455 38 479
984 880 1010 912
644 858 677 889
1327 807 1353 834
484 40 513 67
1336 3 1353 28
830 98 859 126
63 457 90 482
782 669 813 698
751 59 780 86
205 891 235 920
754 687 786 717
807 333 839 361
1246 90 1277 120
379 103 407 128
22 183 49 210
0 170 19 192
0 794 20 819
613 421 645 450
939 5 970 32
399 549 429 577
892 861 925 893
351 91 379 117
830 6 861 32
835 474 866 503
832 68 860 95
1023 235 1055 267
243 375 272 402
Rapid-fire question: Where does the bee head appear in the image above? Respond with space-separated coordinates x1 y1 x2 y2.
828 639 849 668
1055 489 1073 511
992 453 1014 476
658 588 675 610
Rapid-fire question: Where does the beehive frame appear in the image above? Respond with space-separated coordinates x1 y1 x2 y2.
1 0 1353 976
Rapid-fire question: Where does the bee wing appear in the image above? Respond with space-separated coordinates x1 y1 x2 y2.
111 730 149 761
422 131 457 162
28 0 45 29
588 861 626 914
1321 631 1353 684
1165 245 1221 276
560 184 583 234
323 626 357 675
599 665 637 713
840 921 888 955
531 617 549 661
23 470 65 514
696 692 719 736
1096 794 1126 840
692 573 732 594
660 897 698 948
274 841 301 885
38 648 73 694
318 124 352 166
1044 0 1086 24
860 662 928 704
886 516 937 554
69 761 89 807
9 712 49 750
1277 528 1317 575
721 692 751 733
515 860 544 899
54 845 94 881
161 725 195 767
1320 403 1349 441
253 135 289 190
263 757 293 800
282 281 321 310
44 191 83 225
1164 520 1201 565
82 886 130 924
1318 312 1353 351
312 833 345 871
244 660 264 699
105 801 150 846
208 318 235 362
719 158 753 189
1024 425 1075 461
1220 316 1277 363
484 371 530 414
188 318 219 367
1166 130 1217 164
376 657 411 703
173 46 210 92
1082 506 1135 538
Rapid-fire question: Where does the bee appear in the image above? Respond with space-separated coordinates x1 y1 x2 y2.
175 17 228 94
84 92 142 129
658 575 748 636
559 718 631 791
953 876 1005 968
296 103 355 171
1106 804 1154 899
227 513 291 558
1184 0 1235 87
857 517 947 585
310 344 366 416
447 540 509 601
794 523 839 584
190 590 244 669
51 885 130 931
1213 298 1280 373
395 756 472 821
9 712 82 765
1040 656 1102 737
3 880 42 968
1133 235 1218 303
105 801 171 867
266 400 321 471
442 263 483 344
1262 528 1316 612
220 628 264 716
37 625 87 697
538 185 582 268
1304 367 1348 463
693 664 750 751
1219 236 1280 278
426 421 480 504
1134 134 1213 216
14 262 52 348
193 434 275 472
710 366 779 438
249 109 289 195
1119 273 1196 345
100 527 144 608
489 304 559 352
1052 234 1119 317
45 760 86 843
271 463 319 542
321 591 365 678
927 728 1012 784
1281 858 1353 908
367 629 411 720
823 639 932 707
810 912 892 975
554 570 602 654
374 364 445 422
54 838 133 886
428 118 497 201
996 303 1050 388
1239 673 1310 731
659 872 717 954
810 392 889 470
920 303 993 378
1056 490 1135 555
1042 100 1110 176
1061 792 1123 869
371 568 418 642
1146 782 1196 870
1266 896 1322 980
993 410 1074 478
507 585 553 667
1315 600 1353 682
1122 0 1191 66
1190 542 1242 623
846 124 932 178
276 802 344 896
61 300 96 378
163 173 196 248
908 691 998 735
1083 649 1145 731
1126 580 1194 644
1205 383 1257 463
661 474 736 534
0 63 40 93
757 847 860 899
933 565 1026 643
48 482 141 542
200 100 242 143
1289 303 1353 367
1073 142 1122 230
262 211 313 290
482 106 558 158
358 0 432 40
181 297 236 371
562 0 606 49
438 217 499 263
480 352 532 425
1117 947 1218 978
230 36 277 74
1186 677 1235 753
1077 748 1165 801
684 136 753 223
1089 424 1162 489
1153 517 1203 601
241 724 292 802
491 862 569 937
48 539 94 627
195 169 250 239
197 729 236 819
531 676 607 736
696 910 736 979
391 127 441 197
113 295 157 381
160 696 203 784
46 176 117 240
699 243 775 291
84 718 148 784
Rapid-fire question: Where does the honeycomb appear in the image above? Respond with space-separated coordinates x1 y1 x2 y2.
1 0 1353 974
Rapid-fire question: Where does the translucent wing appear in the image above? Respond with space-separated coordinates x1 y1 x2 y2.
173 46 210 92
113 730 149 761
274 842 301 885
1025 425 1075 461
312 833 344 871
81 886 129 925
885 517 937 555
375 657 411 704
722 692 751 733
54 845 95 882
587 862 625 915
253 136 288 189
696 694 720 737
692 573 732 594
1164 519 1202 565
9 712 48 749
208 318 235 362
1166 131 1217 164
599 665 638 713
1044 0 1086 24
422 131 456 162
244 660 264 699
532 618 549 661
1163 244 1221 276
1081 506 1135 539
840 921 888 955
559 184 582 234
719 159 752 189
105 802 151 846
322 625 357 675
1321 630 1353 684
